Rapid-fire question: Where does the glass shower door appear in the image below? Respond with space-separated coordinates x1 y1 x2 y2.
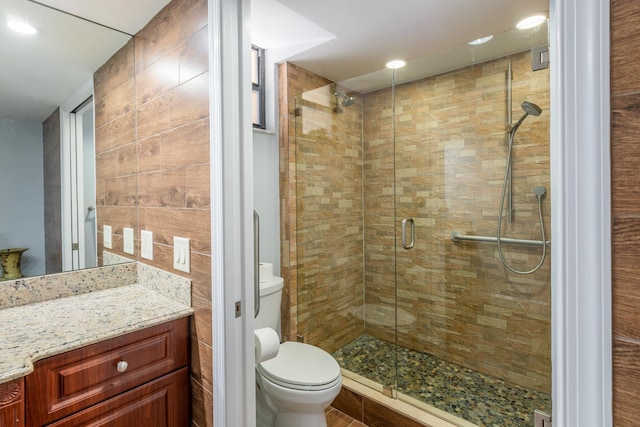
292 82 377 379
389 52 552 426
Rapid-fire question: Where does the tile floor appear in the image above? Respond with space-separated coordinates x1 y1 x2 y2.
333 334 552 427
326 407 367 427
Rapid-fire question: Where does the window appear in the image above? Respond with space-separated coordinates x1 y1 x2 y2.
251 45 265 129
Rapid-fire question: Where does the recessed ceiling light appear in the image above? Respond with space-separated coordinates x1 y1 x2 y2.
516 14 547 30
468 35 494 46
386 59 406 69
8 20 38 35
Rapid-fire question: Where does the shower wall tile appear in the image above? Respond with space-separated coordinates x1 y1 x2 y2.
611 0 640 421
94 0 212 424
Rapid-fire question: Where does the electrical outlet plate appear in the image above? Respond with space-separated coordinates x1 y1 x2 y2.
173 236 190 273
103 225 112 249
141 230 153 260
123 227 134 255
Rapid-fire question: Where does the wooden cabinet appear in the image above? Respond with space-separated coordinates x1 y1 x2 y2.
0 379 24 427
24 318 188 426
45 368 188 427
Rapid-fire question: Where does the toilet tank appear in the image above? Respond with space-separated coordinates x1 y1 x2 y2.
254 276 284 339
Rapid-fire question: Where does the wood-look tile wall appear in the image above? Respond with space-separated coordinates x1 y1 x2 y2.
94 0 211 425
611 0 640 424
283 52 551 393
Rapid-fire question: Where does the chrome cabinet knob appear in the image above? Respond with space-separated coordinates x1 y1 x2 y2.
116 360 128 373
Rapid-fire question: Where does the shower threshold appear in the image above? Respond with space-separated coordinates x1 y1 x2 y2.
333 334 551 427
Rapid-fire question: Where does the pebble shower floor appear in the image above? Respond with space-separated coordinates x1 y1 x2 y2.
333 334 551 426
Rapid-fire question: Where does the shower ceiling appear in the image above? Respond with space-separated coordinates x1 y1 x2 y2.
253 0 549 90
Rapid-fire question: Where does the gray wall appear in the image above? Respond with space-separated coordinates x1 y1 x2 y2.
0 118 46 276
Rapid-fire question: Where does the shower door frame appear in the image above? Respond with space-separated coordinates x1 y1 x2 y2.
548 0 612 425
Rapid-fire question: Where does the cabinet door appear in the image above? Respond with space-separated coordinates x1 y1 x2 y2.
0 378 24 427
46 367 189 427
0 402 23 427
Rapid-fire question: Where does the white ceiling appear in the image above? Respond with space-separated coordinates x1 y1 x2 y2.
1 0 548 121
270 0 548 83
252 0 549 92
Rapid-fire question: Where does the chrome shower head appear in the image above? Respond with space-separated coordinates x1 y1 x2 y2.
510 100 543 134
334 91 355 107
521 101 542 117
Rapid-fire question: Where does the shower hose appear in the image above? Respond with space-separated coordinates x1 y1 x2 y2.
497 133 547 275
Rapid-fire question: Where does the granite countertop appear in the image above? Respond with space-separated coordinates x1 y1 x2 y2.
0 261 193 384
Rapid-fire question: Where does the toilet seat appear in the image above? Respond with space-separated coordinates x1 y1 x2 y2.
258 342 341 391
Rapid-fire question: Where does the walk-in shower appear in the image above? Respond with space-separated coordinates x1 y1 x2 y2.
284 46 551 427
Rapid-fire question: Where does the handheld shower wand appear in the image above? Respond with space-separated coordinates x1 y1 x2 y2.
498 101 547 275
510 101 542 135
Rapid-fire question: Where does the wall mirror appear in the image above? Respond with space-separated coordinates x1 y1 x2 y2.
0 0 134 278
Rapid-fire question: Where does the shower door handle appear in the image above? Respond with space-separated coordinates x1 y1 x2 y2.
401 218 415 250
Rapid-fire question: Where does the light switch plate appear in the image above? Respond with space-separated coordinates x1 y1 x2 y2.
103 225 112 249
123 227 134 255
141 230 153 260
173 236 190 273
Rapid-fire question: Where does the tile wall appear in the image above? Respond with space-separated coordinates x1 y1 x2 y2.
610 0 640 425
93 0 212 425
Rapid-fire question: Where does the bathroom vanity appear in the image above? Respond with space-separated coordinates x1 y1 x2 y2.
0 262 193 427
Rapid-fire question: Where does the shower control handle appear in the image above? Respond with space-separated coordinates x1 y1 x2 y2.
402 218 415 250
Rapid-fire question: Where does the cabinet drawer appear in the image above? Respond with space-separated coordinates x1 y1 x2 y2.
26 318 188 426
45 368 189 427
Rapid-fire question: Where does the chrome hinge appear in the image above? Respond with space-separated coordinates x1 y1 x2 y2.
534 410 552 427
72 243 79 251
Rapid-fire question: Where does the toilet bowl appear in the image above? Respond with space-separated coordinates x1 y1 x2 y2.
257 342 341 427
255 270 342 427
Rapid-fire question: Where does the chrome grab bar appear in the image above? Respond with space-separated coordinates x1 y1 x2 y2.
253 210 260 318
450 230 550 247
401 218 415 250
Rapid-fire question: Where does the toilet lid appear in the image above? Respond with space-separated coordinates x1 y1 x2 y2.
258 341 341 390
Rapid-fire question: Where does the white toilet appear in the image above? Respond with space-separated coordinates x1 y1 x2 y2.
255 271 342 427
